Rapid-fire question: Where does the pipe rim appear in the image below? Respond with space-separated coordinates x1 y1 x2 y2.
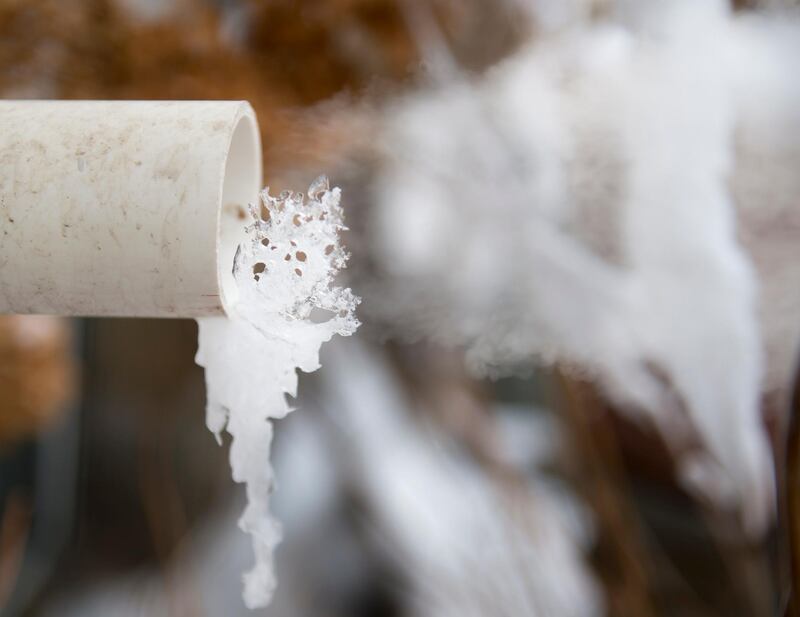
217 103 262 315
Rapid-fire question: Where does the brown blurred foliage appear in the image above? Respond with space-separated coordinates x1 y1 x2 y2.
0 0 423 175
0 316 73 444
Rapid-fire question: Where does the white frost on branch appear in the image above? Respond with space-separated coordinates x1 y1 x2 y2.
367 0 800 534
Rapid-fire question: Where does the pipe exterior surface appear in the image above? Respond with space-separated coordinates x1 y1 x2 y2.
0 100 262 317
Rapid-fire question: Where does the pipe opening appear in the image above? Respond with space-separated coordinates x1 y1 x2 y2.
219 110 261 314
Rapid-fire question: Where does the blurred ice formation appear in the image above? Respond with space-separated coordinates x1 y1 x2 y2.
366 0 800 534
318 338 602 617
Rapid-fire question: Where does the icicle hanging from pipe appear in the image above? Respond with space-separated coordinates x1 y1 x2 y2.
196 176 360 608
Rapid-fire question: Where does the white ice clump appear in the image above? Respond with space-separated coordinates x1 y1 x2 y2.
368 0 799 534
195 176 359 609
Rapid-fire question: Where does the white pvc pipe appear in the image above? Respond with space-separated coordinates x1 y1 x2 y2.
0 100 262 317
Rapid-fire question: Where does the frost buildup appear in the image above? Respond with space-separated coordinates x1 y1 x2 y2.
195 176 359 609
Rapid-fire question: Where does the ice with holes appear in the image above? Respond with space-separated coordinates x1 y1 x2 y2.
195 176 359 609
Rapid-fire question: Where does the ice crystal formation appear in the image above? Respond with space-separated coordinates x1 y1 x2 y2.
195 176 359 608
